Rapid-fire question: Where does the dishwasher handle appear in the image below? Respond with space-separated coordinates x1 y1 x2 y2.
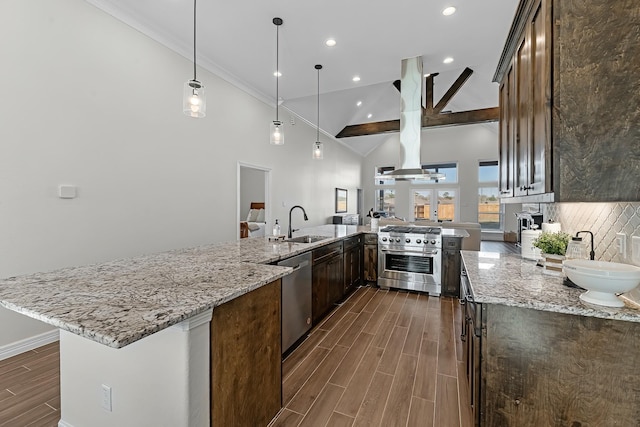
290 260 310 272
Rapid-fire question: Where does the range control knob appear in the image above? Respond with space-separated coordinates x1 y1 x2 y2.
416 239 422 244
431 240 436 244
382 237 387 242
406 238 411 243
395 238 401 242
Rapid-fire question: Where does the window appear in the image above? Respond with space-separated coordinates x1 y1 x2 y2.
413 189 458 221
375 188 395 217
414 162 458 184
374 166 395 216
374 166 395 185
478 161 503 230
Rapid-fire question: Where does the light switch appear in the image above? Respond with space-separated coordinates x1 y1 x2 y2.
58 185 77 199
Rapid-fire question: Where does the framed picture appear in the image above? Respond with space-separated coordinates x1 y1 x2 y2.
335 188 347 213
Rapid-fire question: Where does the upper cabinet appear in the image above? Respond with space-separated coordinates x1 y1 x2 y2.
495 0 640 202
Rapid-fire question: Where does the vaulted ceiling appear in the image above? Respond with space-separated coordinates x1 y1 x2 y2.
88 0 519 156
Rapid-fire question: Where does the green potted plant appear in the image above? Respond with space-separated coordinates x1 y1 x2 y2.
532 231 571 275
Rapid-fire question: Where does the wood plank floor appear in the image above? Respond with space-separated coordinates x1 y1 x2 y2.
0 342 60 427
480 240 520 255
269 287 472 427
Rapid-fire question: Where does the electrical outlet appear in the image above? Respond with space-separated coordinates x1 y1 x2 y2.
101 384 112 412
632 236 640 265
616 233 627 259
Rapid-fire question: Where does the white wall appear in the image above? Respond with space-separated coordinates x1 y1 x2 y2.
0 0 361 346
361 123 500 223
59 311 211 427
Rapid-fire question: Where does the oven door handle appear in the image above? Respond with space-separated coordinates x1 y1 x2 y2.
380 248 439 256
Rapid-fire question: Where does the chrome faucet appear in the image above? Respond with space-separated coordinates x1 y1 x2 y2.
288 205 308 238
576 230 595 260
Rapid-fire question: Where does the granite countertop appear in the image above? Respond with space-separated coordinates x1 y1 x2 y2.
0 224 370 348
461 250 640 323
214 224 369 264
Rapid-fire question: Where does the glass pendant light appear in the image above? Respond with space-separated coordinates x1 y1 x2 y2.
183 0 206 118
312 64 324 159
270 17 284 145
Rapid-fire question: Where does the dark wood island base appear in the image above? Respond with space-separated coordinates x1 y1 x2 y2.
478 304 640 426
210 280 282 426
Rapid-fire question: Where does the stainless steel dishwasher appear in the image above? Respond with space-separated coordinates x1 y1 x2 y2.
278 251 312 355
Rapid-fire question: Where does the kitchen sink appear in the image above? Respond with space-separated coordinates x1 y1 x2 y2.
287 235 330 244
564 259 640 307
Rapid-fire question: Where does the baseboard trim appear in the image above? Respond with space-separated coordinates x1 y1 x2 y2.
58 420 74 427
0 329 59 361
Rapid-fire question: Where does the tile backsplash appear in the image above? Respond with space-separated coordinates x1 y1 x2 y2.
543 202 640 264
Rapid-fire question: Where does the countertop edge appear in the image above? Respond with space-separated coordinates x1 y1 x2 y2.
461 251 640 323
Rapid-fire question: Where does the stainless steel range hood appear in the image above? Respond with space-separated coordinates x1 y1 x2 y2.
381 57 444 181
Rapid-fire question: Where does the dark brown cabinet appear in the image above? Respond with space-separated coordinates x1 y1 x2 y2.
312 241 343 325
442 236 463 297
497 0 551 199
210 280 282 426
496 0 640 202
343 235 362 296
363 233 378 285
498 65 516 198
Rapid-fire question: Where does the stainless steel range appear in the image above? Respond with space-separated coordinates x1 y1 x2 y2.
378 225 442 295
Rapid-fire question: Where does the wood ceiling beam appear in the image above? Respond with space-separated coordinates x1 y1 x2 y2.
432 67 474 114
425 74 435 112
335 107 499 138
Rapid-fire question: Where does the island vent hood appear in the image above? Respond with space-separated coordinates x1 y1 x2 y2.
379 56 444 181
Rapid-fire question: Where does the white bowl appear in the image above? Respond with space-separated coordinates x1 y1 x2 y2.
563 259 640 307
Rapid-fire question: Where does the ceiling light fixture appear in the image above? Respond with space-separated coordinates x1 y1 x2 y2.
352 76 361 82
270 17 284 145
325 38 336 47
356 101 362 107
312 64 324 160
367 113 373 119
182 0 205 118
442 6 457 16
443 57 454 64
273 71 282 77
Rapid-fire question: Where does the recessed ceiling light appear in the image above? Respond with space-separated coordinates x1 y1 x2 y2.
273 71 282 77
367 113 373 119
356 101 362 107
443 57 454 64
442 6 456 16
325 38 337 47
352 76 361 82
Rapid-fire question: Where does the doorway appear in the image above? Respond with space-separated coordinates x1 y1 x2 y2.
237 162 271 240
411 188 459 222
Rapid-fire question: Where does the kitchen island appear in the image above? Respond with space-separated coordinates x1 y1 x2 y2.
0 224 368 427
461 250 640 426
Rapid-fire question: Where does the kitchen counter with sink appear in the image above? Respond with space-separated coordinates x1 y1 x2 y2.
461 250 640 323
0 224 370 348
0 223 373 426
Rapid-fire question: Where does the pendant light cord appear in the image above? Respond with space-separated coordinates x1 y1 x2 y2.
276 23 279 121
316 67 320 141
193 0 197 81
